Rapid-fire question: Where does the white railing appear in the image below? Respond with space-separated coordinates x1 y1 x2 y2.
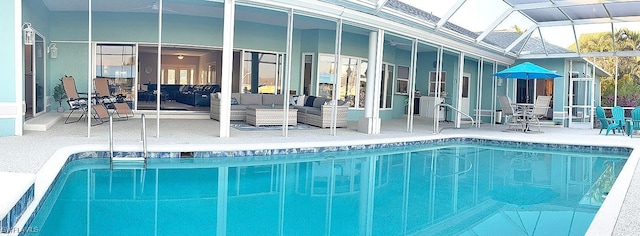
433 103 475 134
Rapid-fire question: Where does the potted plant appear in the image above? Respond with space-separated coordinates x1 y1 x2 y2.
53 81 66 112
404 98 409 114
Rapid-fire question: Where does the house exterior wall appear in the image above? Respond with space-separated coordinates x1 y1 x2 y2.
1 0 20 136
2 0 561 137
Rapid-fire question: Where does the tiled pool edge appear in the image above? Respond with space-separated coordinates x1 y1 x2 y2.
64 137 637 160
11 136 635 236
0 173 35 235
586 148 640 235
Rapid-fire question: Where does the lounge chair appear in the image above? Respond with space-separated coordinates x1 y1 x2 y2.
498 96 524 131
91 102 111 125
525 95 552 133
628 107 640 137
62 76 89 124
94 78 133 119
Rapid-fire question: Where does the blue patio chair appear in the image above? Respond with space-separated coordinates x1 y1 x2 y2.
606 106 625 135
628 107 640 137
596 106 618 135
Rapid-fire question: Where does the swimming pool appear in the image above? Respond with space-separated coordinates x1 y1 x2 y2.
22 139 630 235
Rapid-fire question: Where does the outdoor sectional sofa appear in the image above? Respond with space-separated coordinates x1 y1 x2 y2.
295 95 349 128
210 93 286 121
210 93 348 128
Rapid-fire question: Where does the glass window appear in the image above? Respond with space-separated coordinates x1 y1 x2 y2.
396 66 409 95
303 54 313 95
160 66 196 85
95 44 136 101
243 51 282 94
341 57 358 106
167 69 176 84
358 60 368 108
381 64 394 108
429 71 446 96
317 54 394 109
317 55 336 98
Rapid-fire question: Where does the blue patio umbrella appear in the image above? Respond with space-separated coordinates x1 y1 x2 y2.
494 62 562 102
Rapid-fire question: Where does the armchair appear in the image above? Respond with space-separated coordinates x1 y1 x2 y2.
596 106 624 135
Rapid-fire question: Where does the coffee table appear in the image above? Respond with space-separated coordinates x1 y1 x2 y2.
246 106 297 127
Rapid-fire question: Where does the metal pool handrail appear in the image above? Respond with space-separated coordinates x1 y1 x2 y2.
433 103 475 134
109 114 147 169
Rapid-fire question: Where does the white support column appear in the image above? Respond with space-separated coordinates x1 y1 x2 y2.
614 56 619 107
406 38 418 133
282 9 293 137
13 0 23 136
87 0 93 135
492 62 497 126
373 29 384 133
433 46 444 134
364 32 376 118
331 19 343 136
591 57 596 128
476 58 482 127
155 0 163 138
219 0 235 138
455 52 464 128
358 30 383 134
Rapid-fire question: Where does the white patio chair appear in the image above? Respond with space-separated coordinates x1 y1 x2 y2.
498 96 525 132
525 95 552 133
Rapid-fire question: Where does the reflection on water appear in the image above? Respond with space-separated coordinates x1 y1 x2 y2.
26 144 628 235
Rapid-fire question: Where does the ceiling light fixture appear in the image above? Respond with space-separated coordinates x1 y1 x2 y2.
177 55 184 60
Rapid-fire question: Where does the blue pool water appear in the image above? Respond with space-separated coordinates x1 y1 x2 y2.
25 141 629 235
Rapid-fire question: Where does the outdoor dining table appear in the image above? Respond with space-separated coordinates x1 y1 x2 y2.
515 103 535 132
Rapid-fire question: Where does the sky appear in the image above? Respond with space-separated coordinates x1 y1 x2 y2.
397 0 640 49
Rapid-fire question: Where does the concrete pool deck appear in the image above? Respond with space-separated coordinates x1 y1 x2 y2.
2 113 640 235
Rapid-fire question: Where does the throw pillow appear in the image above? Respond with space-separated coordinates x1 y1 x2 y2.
304 96 316 107
231 97 239 105
297 95 306 106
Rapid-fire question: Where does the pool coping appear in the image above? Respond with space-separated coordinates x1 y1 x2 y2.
6 133 638 236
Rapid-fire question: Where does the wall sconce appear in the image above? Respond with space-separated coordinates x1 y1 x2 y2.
47 43 58 59
22 22 35 45
177 54 184 60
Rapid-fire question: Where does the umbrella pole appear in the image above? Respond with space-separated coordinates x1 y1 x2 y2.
526 80 529 103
